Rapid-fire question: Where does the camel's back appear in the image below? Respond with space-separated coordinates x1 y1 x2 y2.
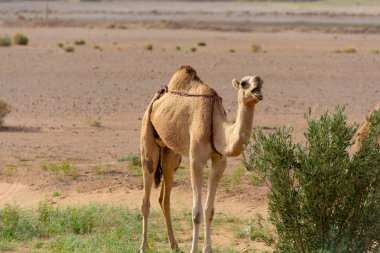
167 65 217 96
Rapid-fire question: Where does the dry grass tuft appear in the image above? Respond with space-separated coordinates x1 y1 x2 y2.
251 43 262 53
144 43 153 51
63 46 75 53
335 46 357 54
0 98 11 126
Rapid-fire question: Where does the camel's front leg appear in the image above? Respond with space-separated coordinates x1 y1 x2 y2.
203 156 226 253
190 155 206 253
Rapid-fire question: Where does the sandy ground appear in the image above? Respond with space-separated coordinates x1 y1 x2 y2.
0 1 380 251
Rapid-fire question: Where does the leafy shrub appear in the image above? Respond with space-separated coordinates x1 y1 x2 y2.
13 33 29 45
0 35 11 47
243 106 380 253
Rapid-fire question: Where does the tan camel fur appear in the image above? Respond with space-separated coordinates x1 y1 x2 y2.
140 65 263 253
0 98 11 126
354 103 380 152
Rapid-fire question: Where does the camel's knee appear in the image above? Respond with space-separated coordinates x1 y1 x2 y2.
193 210 202 225
141 200 151 216
142 158 156 174
204 207 215 222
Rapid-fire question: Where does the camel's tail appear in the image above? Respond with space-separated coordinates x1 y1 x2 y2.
154 150 163 188
140 88 166 188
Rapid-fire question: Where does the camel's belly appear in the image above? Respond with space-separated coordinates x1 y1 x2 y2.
150 95 209 157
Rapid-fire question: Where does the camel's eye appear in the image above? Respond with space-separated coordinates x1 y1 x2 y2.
240 81 249 89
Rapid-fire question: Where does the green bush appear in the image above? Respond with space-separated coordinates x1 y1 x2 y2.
0 35 11 47
13 33 29 45
243 106 380 253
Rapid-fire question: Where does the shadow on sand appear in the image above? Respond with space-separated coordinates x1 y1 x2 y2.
0 125 41 133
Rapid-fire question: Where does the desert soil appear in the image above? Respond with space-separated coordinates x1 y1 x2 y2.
1 1 380 251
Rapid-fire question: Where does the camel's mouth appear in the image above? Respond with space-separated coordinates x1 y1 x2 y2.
252 90 263 101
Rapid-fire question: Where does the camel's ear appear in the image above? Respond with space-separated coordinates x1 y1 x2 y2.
232 79 240 89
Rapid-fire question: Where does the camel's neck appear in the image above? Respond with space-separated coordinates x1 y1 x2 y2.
221 93 255 157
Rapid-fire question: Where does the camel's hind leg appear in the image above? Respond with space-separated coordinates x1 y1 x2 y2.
140 121 160 252
159 148 181 250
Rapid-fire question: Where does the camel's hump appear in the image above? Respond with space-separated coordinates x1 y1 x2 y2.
167 65 217 95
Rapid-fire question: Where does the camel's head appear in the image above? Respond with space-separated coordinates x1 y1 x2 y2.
232 76 263 105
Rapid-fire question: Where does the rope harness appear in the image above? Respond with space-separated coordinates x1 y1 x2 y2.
153 86 225 156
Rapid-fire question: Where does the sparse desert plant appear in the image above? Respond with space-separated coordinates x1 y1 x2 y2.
63 46 75 53
52 191 61 197
144 43 153 51
126 154 141 170
229 48 235 53
197 41 207 47
57 42 64 48
371 48 380 54
89 116 101 127
74 39 85 45
0 98 11 126
13 33 29 45
175 45 181 51
41 160 78 180
190 46 197 52
251 43 262 53
0 35 11 47
335 46 357 54
93 44 102 51
243 106 380 253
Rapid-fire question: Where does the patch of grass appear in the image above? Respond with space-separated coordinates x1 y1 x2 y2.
89 116 101 127
250 172 264 186
13 33 28 45
220 166 245 192
0 203 176 252
144 43 153 51
190 46 197 52
0 35 12 47
94 163 103 177
197 42 207 47
6 165 16 176
229 48 236 53
52 191 61 197
234 215 274 246
63 46 75 53
251 43 262 53
334 46 357 54
175 45 181 51
41 160 78 180
57 42 64 48
126 154 141 170
371 48 380 54
74 39 85 45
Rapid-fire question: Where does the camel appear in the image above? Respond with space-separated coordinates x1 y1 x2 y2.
354 103 380 152
140 65 263 253
0 98 11 126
